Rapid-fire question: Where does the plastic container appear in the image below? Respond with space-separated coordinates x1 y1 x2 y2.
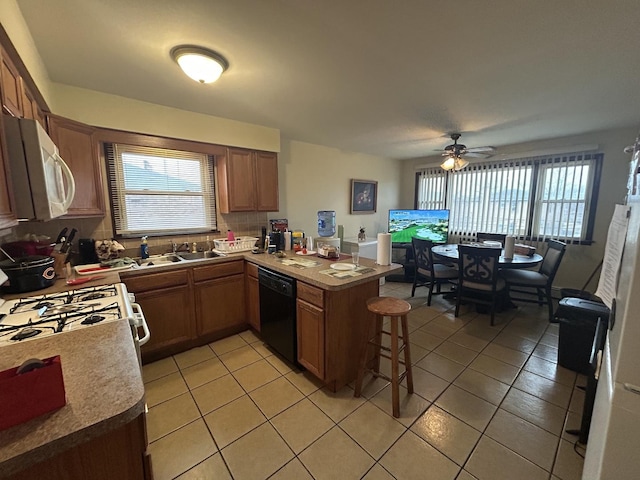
554 298 610 374
317 210 336 237
140 236 149 259
213 236 258 253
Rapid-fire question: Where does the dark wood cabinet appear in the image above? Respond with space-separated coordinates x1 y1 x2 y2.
296 298 325 379
47 115 105 217
0 114 16 230
216 147 278 213
20 84 45 128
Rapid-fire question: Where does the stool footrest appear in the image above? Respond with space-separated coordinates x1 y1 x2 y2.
366 342 408 355
371 369 409 384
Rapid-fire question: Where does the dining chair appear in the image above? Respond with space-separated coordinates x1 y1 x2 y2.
411 238 457 305
455 244 506 325
476 232 507 246
500 239 567 321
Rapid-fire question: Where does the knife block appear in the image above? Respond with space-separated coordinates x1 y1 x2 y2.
0 356 66 431
52 252 69 278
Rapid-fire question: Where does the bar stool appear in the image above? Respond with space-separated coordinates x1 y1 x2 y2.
354 296 413 417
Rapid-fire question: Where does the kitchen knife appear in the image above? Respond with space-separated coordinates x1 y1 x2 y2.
60 228 77 254
54 227 68 245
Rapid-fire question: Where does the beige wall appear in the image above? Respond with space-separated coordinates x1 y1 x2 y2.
274 139 401 242
400 127 638 290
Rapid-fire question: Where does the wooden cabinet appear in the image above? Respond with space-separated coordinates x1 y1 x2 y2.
297 298 325 379
194 261 246 338
246 262 260 331
47 115 105 217
216 147 278 213
123 269 195 362
0 47 22 117
21 84 45 128
0 114 17 230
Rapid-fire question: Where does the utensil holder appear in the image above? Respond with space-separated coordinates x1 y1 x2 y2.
52 252 69 278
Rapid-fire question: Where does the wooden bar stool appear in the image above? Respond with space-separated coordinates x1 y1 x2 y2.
354 296 413 417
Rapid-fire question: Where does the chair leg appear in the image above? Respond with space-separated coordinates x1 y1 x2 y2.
455 288 461 317
545 286 554 322
427 282 434 306
411 278 417 297
401 315 413 394
390 316 400 418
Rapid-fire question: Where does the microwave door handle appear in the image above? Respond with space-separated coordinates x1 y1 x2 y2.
54 152 76 210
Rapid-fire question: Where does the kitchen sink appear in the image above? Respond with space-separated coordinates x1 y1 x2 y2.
177 251 224 260
135 254 183 267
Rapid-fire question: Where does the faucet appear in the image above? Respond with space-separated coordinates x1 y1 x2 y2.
170 241 190 253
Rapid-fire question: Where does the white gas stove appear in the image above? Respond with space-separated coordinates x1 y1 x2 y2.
0 283 149 349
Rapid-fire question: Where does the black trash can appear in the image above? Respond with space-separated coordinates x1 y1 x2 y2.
554 298 610 374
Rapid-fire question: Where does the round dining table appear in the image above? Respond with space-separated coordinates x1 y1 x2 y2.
432 244 544 269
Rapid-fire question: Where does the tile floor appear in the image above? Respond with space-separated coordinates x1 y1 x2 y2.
142 281 586 480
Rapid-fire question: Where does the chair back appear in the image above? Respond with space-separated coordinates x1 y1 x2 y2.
539 239 566 280
412 238 435 275
476 232 507 246
457 245 502 291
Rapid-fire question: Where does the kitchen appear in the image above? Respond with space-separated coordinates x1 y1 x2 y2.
1 1 640 479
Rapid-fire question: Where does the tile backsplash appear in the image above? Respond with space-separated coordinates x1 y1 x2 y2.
1 211 270 263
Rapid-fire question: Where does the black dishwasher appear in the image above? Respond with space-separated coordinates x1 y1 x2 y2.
258 267 297 365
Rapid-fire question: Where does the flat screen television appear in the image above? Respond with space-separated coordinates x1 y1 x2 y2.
388 209 450 245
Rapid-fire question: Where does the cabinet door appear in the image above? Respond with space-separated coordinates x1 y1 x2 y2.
48 115 105 217
226 147 257 211
21 85 45 128
0 47 23 117
246 273 260 331
255 151 279 211
296 298 325 379
0 115 17 230
195 273 246 336
131 285 195 359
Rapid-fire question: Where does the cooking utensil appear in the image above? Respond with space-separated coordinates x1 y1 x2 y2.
54 228 68 245
0 255 56 293
60 228 77 254
65 275 106 286
0 246 16 263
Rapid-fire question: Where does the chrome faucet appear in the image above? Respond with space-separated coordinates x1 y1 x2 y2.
170 241 190 253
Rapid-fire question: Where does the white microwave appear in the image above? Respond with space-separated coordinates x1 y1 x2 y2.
4 117 75 221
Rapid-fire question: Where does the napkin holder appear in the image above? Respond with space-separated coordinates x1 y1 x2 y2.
0 355 66 431
514 244 536 256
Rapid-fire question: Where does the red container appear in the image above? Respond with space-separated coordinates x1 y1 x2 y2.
0 356 66 431
2 241 55 257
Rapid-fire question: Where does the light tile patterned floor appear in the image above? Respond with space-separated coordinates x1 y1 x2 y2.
142 281 586 479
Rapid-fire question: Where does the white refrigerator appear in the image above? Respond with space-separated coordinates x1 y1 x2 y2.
583 134 640 479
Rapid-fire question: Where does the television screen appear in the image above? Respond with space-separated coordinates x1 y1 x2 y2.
388 209 450 244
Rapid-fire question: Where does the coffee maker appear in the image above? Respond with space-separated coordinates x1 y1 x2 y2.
268 231 285 251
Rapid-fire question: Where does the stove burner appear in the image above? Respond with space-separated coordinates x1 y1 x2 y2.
11 327 42 341
80 292 107 302
81 314 105 325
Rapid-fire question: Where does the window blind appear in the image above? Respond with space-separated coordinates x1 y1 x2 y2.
106 143 217 237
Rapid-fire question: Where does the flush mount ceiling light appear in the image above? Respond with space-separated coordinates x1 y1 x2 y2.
170 46 228 84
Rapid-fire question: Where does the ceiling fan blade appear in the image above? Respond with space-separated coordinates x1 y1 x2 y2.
463 152 492 158
466 146 496 153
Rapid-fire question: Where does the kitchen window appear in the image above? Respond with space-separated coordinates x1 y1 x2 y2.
106 143 217 237
416 152 602 243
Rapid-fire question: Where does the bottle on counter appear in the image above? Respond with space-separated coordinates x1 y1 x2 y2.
227 229 235 246
140 236 149 259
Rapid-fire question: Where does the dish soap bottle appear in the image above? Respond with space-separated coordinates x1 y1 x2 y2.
227 229 235 246
140 236 149 259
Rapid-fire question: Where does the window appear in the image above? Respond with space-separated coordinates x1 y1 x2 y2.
416 152 602 243
106 144 217 237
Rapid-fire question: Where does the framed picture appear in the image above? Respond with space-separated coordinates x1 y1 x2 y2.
350 179 377 214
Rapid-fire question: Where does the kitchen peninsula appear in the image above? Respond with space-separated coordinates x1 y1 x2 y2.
120 252 402 392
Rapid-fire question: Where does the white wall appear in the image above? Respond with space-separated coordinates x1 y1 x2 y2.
275 139 401 241
401 127 638 289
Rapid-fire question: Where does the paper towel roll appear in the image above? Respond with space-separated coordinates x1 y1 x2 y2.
283 231 292 250
504 235 515 259
307 236 313 251
377 233 392 265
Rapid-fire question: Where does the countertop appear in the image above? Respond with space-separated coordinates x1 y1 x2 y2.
118 250 402 291
0 320 145 477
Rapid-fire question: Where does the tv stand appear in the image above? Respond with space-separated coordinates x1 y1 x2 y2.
386 243 415 283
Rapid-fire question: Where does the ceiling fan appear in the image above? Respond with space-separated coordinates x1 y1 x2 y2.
440 133 496 171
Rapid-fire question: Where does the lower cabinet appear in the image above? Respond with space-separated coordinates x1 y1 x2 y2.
296 298 325 379
122 259 247 362
245 262 260 331
122 269 195 362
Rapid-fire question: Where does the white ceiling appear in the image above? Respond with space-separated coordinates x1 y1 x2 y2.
15 0 640 160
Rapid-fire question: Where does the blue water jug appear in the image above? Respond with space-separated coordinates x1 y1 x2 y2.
317 210 336 237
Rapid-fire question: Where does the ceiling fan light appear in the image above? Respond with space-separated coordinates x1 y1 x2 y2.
454 158 469 171
441 156 456 171
171 46 228 84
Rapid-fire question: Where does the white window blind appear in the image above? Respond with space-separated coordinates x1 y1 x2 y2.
107 144 217 236
416 152 601 243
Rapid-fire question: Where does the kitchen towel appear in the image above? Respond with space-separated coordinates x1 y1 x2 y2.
504 235 515 259
377 233 392 265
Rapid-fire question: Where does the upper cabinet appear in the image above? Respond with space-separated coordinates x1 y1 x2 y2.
0 114 17 230
21 84 45 129
47 115 105 217
216 147 279 213
0 46 22 118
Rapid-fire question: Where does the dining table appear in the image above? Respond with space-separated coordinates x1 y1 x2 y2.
432 243 544 269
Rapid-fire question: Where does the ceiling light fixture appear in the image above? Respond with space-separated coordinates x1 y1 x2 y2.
440 155 468 172
171 46 228 84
